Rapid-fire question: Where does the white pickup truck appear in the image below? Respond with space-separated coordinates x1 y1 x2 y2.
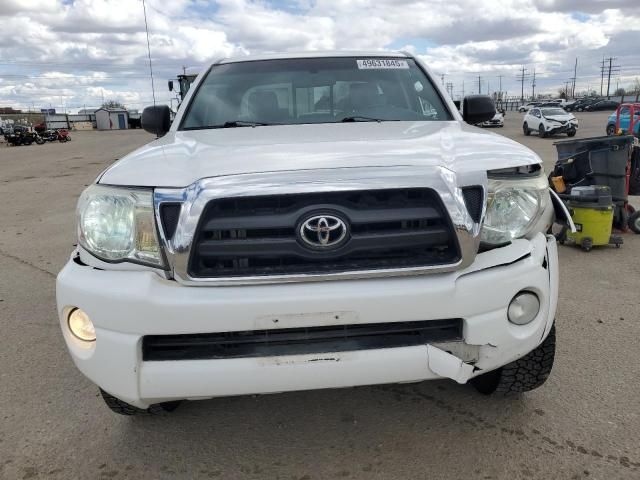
57 52 565 415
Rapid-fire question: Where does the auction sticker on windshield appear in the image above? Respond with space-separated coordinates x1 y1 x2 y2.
357 59 409 69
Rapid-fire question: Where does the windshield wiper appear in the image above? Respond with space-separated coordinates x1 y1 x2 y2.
340 116 384 123
183 120 273 130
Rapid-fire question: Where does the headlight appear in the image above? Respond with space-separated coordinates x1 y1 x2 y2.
77 184 163 267
481 168 549 245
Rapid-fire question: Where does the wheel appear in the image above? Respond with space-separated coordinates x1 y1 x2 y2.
523 122 530 136
629 210 640 234
567 129 576 137
471 324 556 395
99 389 181 416
581 237 593 251
606 124 615 136
35 136 45 145
538 124 547 138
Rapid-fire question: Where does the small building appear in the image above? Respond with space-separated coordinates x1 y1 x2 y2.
95 108 129 130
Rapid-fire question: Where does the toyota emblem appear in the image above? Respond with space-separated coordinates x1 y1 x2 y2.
299 214 349 249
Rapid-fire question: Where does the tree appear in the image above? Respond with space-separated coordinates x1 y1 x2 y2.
629 78 640 95
101 99 126 109
557 89 567 99
614 87 626 96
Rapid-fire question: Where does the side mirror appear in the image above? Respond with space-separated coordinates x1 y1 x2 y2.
142 105 171 137
462 95 496 125
168 80 174 92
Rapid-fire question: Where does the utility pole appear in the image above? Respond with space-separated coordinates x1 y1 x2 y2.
487 80 490 96
477 76 481 94
462 80 465 98
446 82 454 98
498 75 503 100
600 56 605 96
531 68 536 100
570 58 578 98
441 74 445 86
516 66 529 102
604 57 620 98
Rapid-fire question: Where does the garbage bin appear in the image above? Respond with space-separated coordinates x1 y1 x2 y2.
563 186 621 251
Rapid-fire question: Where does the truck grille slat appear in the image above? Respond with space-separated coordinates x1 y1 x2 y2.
142 319 463 361
189 188 460 278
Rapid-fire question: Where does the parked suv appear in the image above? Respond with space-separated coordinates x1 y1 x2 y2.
523 107 578 137
57 52 563 415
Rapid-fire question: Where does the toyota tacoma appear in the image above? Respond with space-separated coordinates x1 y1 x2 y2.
57 52 565 415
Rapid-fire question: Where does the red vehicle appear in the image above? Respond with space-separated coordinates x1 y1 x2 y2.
612 103 640 136
56 129 71 142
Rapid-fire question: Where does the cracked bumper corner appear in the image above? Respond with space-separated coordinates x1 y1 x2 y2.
427 345 475 384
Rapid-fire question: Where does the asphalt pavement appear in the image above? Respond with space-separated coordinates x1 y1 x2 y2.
1 113 639 479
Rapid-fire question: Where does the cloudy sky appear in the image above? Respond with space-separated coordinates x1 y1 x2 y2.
1 0 638 112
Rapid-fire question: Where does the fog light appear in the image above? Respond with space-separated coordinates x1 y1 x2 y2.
68 308 96 341
507 292 540 325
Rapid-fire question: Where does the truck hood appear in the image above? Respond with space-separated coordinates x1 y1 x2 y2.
99 121 541 188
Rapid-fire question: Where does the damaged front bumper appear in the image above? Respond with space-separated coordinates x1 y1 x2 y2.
546 122 577 134
56 233 558 408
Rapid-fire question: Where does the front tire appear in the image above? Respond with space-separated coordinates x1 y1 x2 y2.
538 124 547 138
471 324 556 395
99 389 182 416
523 122 530 136
606 124 615 136
629 210 640 234
567 128 576 137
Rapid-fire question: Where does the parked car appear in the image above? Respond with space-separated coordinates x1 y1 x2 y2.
518 102 541 112
606 104 640 136
523 107 578 137
568 98 600 112
478 110 504 127
57 51 564 415
538 102 566 108
585 100 620 112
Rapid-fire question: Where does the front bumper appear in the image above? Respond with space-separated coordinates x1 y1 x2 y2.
57 233 558 408
546 122 577 134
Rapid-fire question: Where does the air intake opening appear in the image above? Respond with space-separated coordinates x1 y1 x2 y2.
461 186 484 223
159 203 182 240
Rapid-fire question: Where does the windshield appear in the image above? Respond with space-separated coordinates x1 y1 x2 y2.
180 57 452 130
541 108 567 116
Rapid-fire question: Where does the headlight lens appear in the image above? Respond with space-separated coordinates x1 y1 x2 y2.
77 185 163 267
481 170 549 245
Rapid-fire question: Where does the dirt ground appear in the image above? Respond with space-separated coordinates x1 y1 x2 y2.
1 112 639 480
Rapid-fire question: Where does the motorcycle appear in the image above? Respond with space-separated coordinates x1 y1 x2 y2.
56 129 71 142
40 130 59 142
40 129 71 142
4 128 44 146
